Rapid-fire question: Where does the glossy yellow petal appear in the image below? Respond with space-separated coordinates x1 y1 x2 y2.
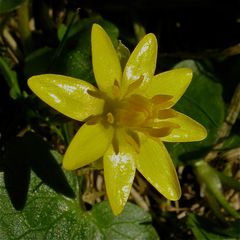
104 131 136 215
146 68 192 106
136 134 181 200
91 24 122 96
160 110 207 142
28 74 104 121
63 123 113 170
122 33 157 95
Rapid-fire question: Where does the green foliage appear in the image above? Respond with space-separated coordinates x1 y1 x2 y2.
4 131 74 209
90 202 159 239
187 213 240 240
0 0 26 13
166 60 225 165
221 134 240 150
24 17 119 84
51 18 119 84
0 56 21 99
0 172 158 239
194 160 240 219
4 136 30 210
24 47 55 78
116 41 130 69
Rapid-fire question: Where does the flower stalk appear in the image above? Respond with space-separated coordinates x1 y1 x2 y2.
194 160 240 219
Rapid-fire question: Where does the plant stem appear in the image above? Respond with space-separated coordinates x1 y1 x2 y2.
17 0 32 54
205 83 240 162
48 9 79 71
62 121 75 145
194 160 240 219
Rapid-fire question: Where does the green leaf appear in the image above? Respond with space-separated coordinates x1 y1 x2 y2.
51 18 119 84
23 131 75 199
116 40 130 69
187 213 240 240
166 60 225 165
57 23 67 41
216 170 240 192
0 172 89 239
221 134 240 150
0 56 21 99
3 131 74 210
0 172 159 239
133 22 146 41
4 137 31 210
24 47 55 78
90 201 160 239
0 0 26 13
175 60 224 131
194 160 240 218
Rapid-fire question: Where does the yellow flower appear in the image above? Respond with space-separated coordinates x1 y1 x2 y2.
28 24 207 215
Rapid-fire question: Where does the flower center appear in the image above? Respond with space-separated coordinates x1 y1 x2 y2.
87 87 179 138
86 80 180 154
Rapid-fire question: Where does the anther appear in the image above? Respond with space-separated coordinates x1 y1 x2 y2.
112 80 121 99
107 112 114 124
151 94 174 110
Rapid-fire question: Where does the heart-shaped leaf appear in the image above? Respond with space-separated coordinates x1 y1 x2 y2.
0 172 159 239
166 60 225 165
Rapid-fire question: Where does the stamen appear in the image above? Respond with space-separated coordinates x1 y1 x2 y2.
126 94 151 115
112 80 121 99
87 89 106 99
151 94 174 110
107 112 114 124
85 115 102 125
137 121 180 137
152 121 180 129
117 109 146 126
112 132 119 154
125 75 144 96
136 126 172 138
147 127 173 137
151 94 173 104
157 109 177 119
125 130 140 153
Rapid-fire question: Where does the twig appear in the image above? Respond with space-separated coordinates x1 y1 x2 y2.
130 187 149 211
159 42 240 60
218 83 240 139
220 147 240 162
205 83 240 162
2 28 17 51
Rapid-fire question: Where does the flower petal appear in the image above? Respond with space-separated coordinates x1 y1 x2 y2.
122 33 157 95
160 110 207 142
146 68 192 106
63 123 113 170
91 24 122 95
104 131 136 215
28 74 104 121
136 134 181 200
